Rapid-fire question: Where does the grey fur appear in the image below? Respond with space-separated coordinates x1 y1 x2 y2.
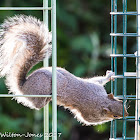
0 15 128 125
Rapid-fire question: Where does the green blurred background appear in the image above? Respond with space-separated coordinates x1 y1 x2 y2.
0 0 137 140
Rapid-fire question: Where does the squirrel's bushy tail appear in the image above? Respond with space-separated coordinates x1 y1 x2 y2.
0 15 52 77
0 15 52 97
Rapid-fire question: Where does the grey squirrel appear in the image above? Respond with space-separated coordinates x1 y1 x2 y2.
0 15 128 125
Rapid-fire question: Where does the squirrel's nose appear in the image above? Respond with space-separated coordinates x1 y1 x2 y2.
124 112 129 117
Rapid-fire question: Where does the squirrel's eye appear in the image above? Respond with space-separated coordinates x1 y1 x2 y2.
48 42 52 45
114 115 118 118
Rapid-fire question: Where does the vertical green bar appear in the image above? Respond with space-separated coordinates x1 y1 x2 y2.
110 0 114 138
122 0 127 140
114 0 117 138
114 0 117 98
43 0 49 140
51 0 57 139
111 0 114 98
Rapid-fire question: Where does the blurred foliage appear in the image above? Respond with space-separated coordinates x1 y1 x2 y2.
0 0 136 140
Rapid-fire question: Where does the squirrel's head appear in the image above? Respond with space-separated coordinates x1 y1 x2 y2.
102 93 129 120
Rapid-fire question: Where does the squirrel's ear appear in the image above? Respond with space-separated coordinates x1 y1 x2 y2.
103 108 111 114
108 93 114 99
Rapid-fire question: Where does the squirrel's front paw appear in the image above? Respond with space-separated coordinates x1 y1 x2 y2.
106 70 115 81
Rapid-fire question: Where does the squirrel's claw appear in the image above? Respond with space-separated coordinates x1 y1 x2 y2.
106 70 115 81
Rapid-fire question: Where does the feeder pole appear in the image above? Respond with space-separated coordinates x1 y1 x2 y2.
43 0 49 140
